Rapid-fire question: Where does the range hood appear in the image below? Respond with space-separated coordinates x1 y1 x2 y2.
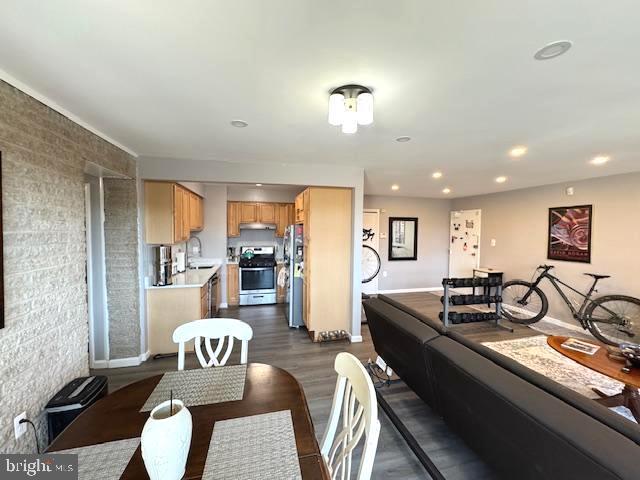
239 223 276 230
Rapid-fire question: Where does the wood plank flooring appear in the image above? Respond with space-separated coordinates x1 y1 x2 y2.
93 293 537 479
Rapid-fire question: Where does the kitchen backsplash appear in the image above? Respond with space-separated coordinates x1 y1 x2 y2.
227 229 284 259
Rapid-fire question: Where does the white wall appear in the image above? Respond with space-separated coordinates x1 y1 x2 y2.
139 157 365 340
364 195 452 291
452 172 640 325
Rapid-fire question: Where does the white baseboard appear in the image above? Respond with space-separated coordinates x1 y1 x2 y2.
91 359 109 369
538 315 583 332
349 335 363 343
93 350 151 369
376 287 441 294
139 350 151 362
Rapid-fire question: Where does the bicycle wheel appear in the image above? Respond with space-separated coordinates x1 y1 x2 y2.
501 280 549 324
361 245 381 283
584 295 640 346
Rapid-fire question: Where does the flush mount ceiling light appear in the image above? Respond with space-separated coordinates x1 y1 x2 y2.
391 184 400 191
442 187 451 194
230 119 248 128
509 146 528 158
328 84 373 134
590 155 611 165
395 136 411 142
255 183 263 187
432 171 443 179
495 176 508 183
534 40 573 60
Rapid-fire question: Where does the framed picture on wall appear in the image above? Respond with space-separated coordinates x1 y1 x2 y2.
547 205 592 263
388 217 418 261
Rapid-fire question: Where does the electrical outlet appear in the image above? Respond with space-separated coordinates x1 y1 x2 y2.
14 412 27 439
491 239 497 247
382 271 388 278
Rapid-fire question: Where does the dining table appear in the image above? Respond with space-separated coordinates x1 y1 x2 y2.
48 363 331 479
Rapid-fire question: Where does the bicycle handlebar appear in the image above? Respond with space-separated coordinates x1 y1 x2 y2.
538 264 555 271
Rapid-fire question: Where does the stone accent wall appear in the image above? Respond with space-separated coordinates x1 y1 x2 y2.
0 80 136 453
103 178 140 359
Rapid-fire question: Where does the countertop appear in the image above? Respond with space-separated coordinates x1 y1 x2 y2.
146 265 221 290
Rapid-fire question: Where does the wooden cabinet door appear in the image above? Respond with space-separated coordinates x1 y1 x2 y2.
198 196 204 229
258 203 276 223
240 203 258 223
189 193 204 231
227 264 239 306
173 185 183 243
295 192 305 223
227 202 240 237
275 203 289 237
288 203 295 226
181 188 190 240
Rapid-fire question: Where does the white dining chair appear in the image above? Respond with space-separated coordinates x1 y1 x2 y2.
320 352 381 480
172 318 253 370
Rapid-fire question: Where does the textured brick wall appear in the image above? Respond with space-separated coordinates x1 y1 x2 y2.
0 80 136 453
103 178 140 359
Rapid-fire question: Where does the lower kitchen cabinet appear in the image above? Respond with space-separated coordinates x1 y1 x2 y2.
227 264 239 306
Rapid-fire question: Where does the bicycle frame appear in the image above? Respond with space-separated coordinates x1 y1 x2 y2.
523 269 619 325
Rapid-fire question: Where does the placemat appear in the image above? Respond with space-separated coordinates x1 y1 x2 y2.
53 437 140 480
202 410 302 480
141 364 247 412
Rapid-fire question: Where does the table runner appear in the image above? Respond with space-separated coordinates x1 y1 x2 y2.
202 410 303 479
141 364 247 412
53 437 140 480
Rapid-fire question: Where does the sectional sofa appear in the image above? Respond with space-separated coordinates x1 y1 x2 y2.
363 295 640 480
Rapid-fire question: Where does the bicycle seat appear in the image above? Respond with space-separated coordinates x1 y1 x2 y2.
584 273 611 280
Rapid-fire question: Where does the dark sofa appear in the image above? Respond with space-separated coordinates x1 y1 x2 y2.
363 296 640 480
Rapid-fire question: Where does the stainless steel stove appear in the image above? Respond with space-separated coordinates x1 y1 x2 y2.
238 246 277 305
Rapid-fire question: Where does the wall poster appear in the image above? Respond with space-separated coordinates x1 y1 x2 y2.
547 205 592 263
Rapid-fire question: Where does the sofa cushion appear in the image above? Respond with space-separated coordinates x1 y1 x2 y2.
446 329 640 446
378 294 447 334
363 298 440 408
426 336 640 480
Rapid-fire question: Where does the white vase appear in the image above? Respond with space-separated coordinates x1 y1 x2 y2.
141 399 192 480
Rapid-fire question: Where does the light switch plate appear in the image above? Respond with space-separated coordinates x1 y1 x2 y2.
491 239 497 247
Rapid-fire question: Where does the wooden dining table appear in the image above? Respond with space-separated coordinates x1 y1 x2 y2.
48 363 331 479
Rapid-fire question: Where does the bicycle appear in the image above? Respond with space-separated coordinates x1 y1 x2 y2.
501 265 640 346
362 229 381 284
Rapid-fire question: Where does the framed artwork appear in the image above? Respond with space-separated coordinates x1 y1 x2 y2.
547 205 592 263
388 217 418 261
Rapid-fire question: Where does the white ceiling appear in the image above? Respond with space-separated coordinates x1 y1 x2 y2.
1 1 639 198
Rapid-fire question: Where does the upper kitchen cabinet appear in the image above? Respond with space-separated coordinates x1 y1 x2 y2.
240 203 258 223
227 202 240 237
275 203 294 237
258 203 276 223
144 181 204 244
294 191 305 223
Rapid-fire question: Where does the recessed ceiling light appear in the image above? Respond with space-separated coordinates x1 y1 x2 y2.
590 155 611 165
391 184 400 191
534 40 573 60
255 183 263 187
442 187 451 194
432 171 443 179
495 176 508 183
395 136 411 143
509 146 528 158
230 120 248 128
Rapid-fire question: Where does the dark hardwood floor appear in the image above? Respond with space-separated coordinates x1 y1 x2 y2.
93 294 532 479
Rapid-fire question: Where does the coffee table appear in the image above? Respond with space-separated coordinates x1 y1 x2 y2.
547 336 640 422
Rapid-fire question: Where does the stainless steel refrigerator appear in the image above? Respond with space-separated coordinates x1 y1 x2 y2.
284 224 305 328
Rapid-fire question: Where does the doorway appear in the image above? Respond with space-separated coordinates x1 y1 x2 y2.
449 209 481 278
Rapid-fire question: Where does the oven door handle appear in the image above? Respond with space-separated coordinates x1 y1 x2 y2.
240 267 276 271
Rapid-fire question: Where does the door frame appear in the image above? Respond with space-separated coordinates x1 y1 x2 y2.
448 209 482 277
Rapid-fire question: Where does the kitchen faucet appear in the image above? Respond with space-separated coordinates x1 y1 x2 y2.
186 234 202 269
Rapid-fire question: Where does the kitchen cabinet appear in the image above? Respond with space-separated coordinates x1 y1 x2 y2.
300 187 352 341
145 181 204 244
258 203 276 223
227 202 240 237
189 192 204 231
227 201 294 237
295 192 305 223
240 203 258 223
227 264 239 306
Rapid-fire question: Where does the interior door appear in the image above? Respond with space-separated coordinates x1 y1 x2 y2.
449 209 481 278
362 209 380 295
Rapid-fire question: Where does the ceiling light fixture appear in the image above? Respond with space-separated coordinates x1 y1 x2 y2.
509 146 528 158
230 120 248 128
432 171 443 179
395 136 411 142
534 40 573 60
442 187 451 194
495 176 508 183
255 183 263 187
590 155 610 165
391 184 400 191
328 84 373 134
